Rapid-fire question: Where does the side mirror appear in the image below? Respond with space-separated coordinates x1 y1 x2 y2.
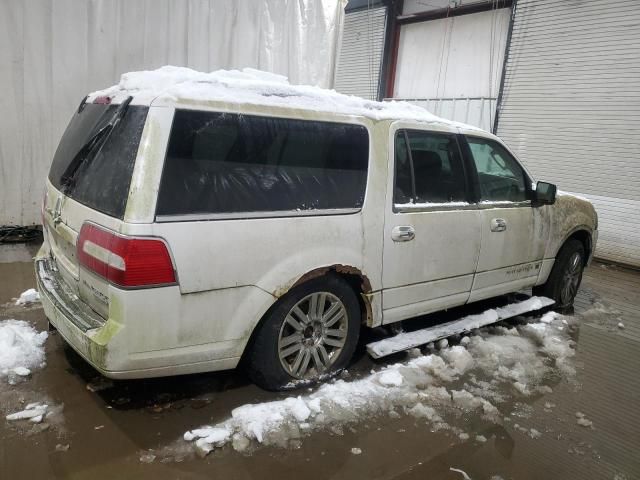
534 181 557 206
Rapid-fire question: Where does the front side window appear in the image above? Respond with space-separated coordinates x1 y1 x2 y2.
466 137 529 203
394 130 467 205
156 110 369 216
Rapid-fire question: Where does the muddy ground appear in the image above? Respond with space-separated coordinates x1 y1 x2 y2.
1 243 638 480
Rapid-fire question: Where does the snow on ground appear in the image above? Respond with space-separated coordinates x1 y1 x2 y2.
6 402 48 423
0 320 48 383
15 288 40 306
91 66 482 131
183 308 576 456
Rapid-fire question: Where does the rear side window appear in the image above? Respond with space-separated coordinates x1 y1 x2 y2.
49 103 148 219
156 110 370 216
394 130 467 205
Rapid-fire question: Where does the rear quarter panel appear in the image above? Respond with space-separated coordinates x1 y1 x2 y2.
127 107 389 348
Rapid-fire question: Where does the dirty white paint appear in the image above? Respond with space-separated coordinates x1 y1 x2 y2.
0 0 345 226
35 75 596 379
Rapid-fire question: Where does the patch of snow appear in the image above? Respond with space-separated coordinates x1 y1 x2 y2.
529 428 542 439
139 452 156 464
15 288 40 306
90 66 483 131
576 412 593 428
378 370 404 387
350 447 362 455
475 435 487 443
408 403 442 422
182 305 575 456
6 403 48 421
0 320 48 381
450 467 472 480
540 311 559 324
577 418 593 428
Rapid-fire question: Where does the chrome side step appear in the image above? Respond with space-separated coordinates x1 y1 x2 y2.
366 296 555 359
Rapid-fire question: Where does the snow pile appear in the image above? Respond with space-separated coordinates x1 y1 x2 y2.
183 309 575 455
6 403 48 423
91 66 481 129
15 288 40 306
0 320 48 382
576 412 593 428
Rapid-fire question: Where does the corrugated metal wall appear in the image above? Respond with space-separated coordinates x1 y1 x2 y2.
496 0 640 267
334 6 388 100
0 0 345 226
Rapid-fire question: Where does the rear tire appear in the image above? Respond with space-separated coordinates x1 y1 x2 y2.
533 239 585 311
246 275 360 391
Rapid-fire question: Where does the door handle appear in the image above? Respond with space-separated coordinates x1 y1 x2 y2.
490 218 507 232
392 225 415 242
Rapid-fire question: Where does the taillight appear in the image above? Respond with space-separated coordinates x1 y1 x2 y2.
93 96 112 104
77 223 176 288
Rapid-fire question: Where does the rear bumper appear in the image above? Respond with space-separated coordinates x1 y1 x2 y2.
35 255 241 379
36 256 120 376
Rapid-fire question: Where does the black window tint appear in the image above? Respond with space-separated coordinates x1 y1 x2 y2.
467 137 528 202
49 103 148 218
394 130 467 204
156 111 369 216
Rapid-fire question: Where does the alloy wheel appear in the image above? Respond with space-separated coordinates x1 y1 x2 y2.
277 292 348 380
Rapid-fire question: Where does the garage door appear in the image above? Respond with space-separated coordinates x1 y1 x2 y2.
334 6 387 100
496 0 640 267
393 8 510 131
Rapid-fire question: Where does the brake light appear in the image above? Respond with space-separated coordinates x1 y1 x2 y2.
77 223 176 288
93 96 112 105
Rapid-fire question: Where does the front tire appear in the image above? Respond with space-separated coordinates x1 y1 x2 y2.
246 275 361 391
534 239 585 310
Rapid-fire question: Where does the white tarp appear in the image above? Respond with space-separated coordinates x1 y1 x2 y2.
0 0 346 226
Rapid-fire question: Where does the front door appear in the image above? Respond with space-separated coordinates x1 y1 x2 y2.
462 135 549 302
381 124 482 324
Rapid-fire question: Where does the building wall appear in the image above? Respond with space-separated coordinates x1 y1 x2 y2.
496 0 640 267
0 0 345 226
334 6 388 100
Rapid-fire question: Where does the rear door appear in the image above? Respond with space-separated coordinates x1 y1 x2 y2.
461 134 549 302
43 99 149 319
381 124 482 324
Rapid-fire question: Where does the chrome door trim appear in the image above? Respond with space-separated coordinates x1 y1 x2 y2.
155 208 361 223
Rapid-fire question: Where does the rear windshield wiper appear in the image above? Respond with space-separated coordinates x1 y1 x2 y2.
60 96 133 193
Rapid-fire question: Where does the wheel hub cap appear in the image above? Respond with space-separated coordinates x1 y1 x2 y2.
277 292 348 380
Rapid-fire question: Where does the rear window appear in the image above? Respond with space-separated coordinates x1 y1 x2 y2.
156 110 370 217
48 102 148 219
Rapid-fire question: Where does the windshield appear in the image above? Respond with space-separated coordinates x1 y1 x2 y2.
48 102 149 219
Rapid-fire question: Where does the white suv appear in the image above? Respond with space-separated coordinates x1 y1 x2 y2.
36 68 597 390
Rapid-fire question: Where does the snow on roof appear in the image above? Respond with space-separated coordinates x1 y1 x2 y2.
90 66 482 130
